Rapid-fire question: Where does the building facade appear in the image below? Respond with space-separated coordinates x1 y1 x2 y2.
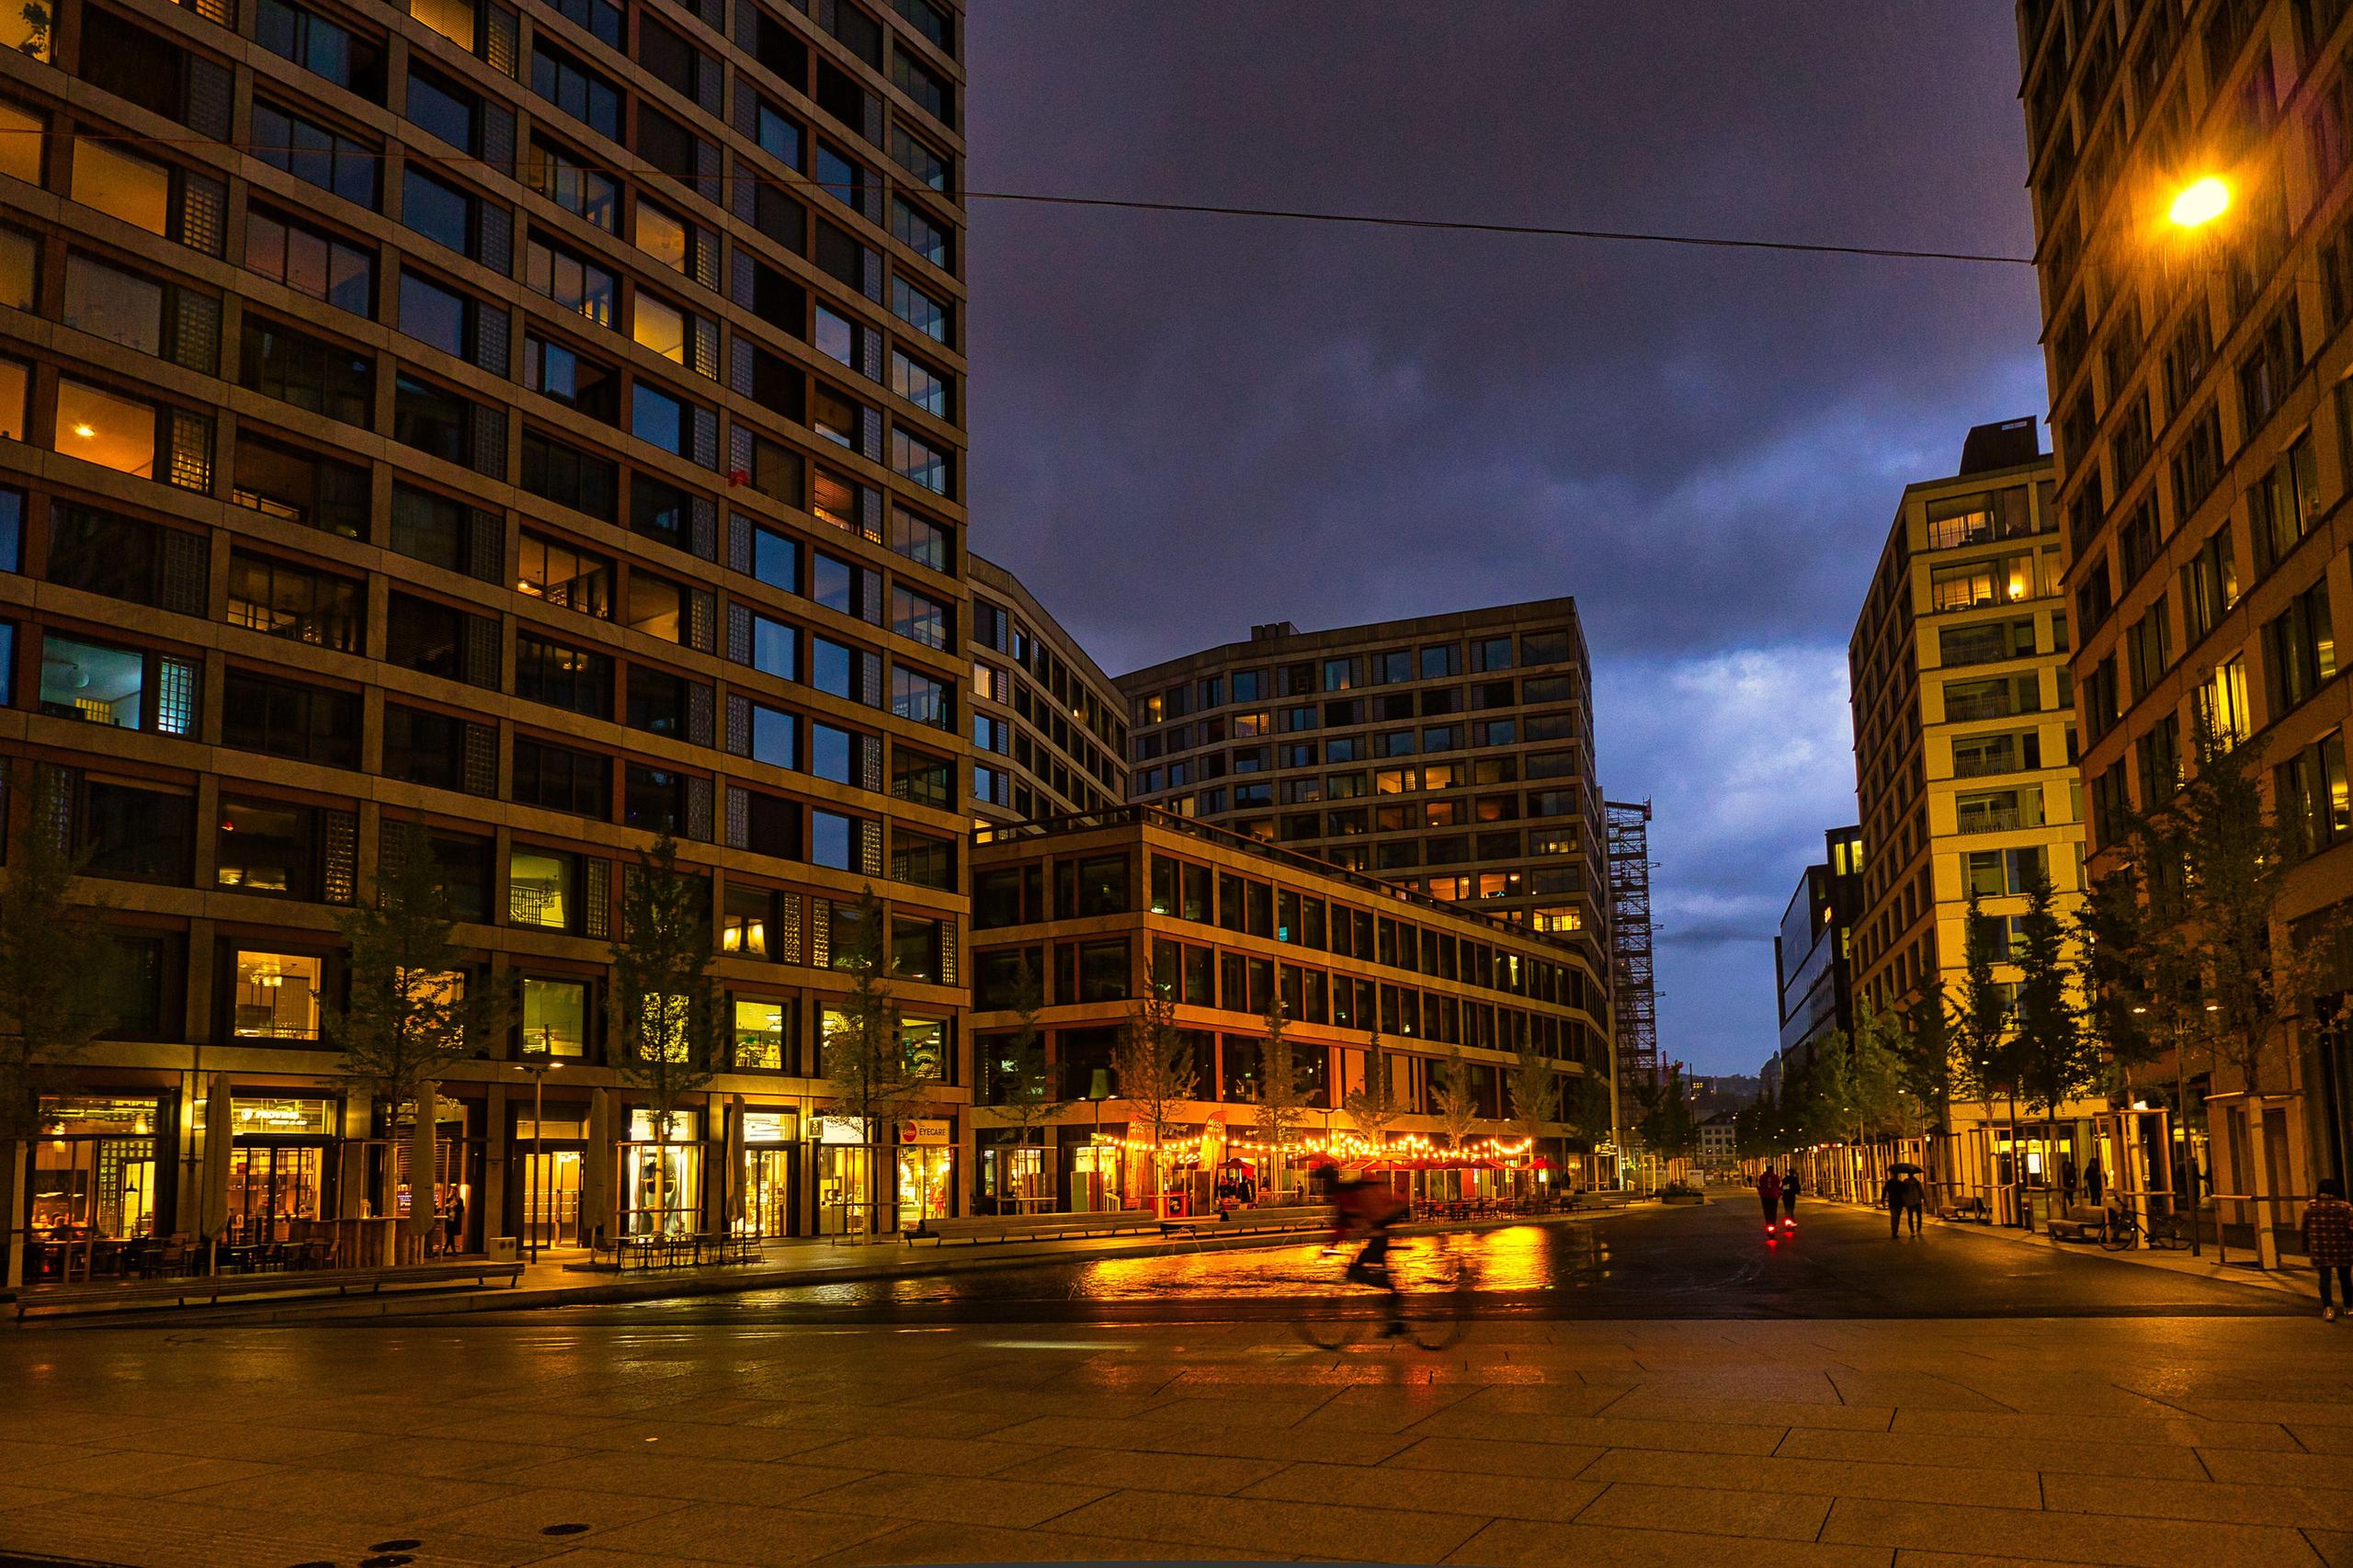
967 552 1127 826
964 808 1615 1211
1118 602 1607 965
1847 423 2096 1217
1772 824 1864 1067
2020 0 2353 1251
2 0 978 1275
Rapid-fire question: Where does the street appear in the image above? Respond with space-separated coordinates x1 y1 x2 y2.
1 1198 2345 1568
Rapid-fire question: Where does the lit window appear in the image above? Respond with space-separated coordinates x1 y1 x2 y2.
230 950 324 1040
521 977 587 1057
52 380 155 478
508 848 575 930
71 142 170 235
633 293 687 362
636 202 688 273
0 355 26 440
0 98 37 185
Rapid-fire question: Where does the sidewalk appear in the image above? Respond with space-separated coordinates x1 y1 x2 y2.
12 1207 1603 1328
1818 1195 2315 1301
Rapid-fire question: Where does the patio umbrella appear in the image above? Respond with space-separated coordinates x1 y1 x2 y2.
404 1084 439 1250
580 1088 613 1247
723 1095 745 1230
199 1073 233 1242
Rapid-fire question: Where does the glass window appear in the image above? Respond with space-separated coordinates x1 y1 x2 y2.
404 167 475 255
230 950 324 1040
636 201 689 274
631 383 686 453
521 978 587 1057
39 634 151 729
633 293 688 363
750 614 796 679
524 236 615 327
750 703 796 768
398 272 471 358
252 103 379 208
811 722 853 783
508 847 577 929
732 998 786 1067
891 276 949 342
518 531 613 617
52 380 156 479
61 254 163 355
71 142 169 234
812 809 854 869
756 102 801 166
891 351 948 415
892 199 949 267
892 586 948 650
892 426 949 494
245 208 372 315
256 0 383 97
526 138 618 232
215 798 317 898
753 527 800 592
891 507 950 572
530 43 621 139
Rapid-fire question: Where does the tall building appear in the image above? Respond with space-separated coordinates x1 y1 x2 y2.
967 553 1128 826
1847 420 2086 1215
2021 0 2353 1244
1 0 976 1269
1772 824 1864 1062
1118 602 1606 955
965 809 1615 1210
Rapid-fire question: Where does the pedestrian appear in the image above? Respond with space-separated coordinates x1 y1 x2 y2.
1780 1168 1802 1230
445 1189 466 1256
2085 1157 2105 1206
1901 1171 1926 1237
2061 1154 2078 1210
1882 1170 1904 1239
1756 1166 1781 1233
2304 1177 2353 1321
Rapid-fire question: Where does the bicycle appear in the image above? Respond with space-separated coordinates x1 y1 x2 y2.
1294 1239 1472 1351
2100 1205 2194 1251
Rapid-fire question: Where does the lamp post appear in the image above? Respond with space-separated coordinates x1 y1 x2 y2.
517 1051 560 1263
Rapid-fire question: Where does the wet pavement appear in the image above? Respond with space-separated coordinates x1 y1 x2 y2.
404 1193 2304 1330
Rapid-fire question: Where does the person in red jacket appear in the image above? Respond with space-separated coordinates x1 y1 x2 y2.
1756 1167 1782 1233
2304 1177 2353 1320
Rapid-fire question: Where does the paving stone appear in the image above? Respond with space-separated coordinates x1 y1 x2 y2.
790 1470 1108 1528
1242 1460 1604 1522
1046 1487 1485 1562
1577 1480 1833 1541
2200 1447 2353 1489
787 1432 1059 1477
1578 1445 2042 1509
582 1503 901 1565
817 1519 1283 1563
408 1485 691 1540
1452 1517 1891 1567
503 1450 870 1506
1598 1391 1898 1431
1382 1434 1607 1479
1408 1406 1788 1454
986 1413 1415 1466
1015 1446 1285 1494
1779 1424 2211 1480
1819 1494 2325 1566
2042 1469 2353 1529
1893 1407 2297 1451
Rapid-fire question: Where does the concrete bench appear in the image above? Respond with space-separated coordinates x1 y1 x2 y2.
2046 1204 2112 1244
901 1211 1159 1245
1159 1205 1326 1236
1937 1198 1991 1223
12 1259 523 1319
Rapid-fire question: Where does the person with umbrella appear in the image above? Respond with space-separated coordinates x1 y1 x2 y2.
1897 1163 1926 1237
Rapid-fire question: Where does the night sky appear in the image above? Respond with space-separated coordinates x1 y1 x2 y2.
960 4 2043 1077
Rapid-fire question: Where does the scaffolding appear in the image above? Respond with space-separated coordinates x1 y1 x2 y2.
1605 800 1660 1095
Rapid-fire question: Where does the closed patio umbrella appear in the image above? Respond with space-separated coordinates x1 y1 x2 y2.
404 1084 439 1258
581 1088 613 1248
724 1096 745 1231
199 1074 233 1274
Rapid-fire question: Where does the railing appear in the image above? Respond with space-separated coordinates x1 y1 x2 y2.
1945 693 2023 722
1955 806 2029 835
1951 751 2027 779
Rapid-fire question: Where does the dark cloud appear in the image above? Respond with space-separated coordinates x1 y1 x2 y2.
964 4 2039 1074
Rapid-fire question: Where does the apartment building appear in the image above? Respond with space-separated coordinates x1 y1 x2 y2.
1847 423 2094 1216
963 808 1615 1210
967 552 1127 826
2022 0 2353 1250
1773 824 1864 1062
1118 602 1607 976
1 0 976 1270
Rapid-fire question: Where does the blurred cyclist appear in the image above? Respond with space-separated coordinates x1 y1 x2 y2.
1316 1164 1410 1288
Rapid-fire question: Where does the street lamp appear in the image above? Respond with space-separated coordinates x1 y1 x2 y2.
2167 175 2231 230
517 1051 561 1263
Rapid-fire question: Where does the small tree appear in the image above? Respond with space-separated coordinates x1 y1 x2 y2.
1896 992 1960 1198
2012 864 2095 1198
1507 1042 1562 1144
0 770 121 1287
1112 961 1197 1214
1249 994 1312 1195
609 833 722 1236
1955 887 2023 1214
821 884 917 1238
1342 1028 1399 1151
1563 1066 1615 1185
983 954 1062 1212
1434 1046 1482 1151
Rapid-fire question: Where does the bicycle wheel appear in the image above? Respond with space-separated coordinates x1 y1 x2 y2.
2100 1221 2135 1252
2148 1212 2193 1250
1394 1254 1472 1351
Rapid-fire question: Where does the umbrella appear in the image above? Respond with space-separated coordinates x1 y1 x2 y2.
199 1073 233 1243
405 1083 439 1248
722 1095 745 1231
580 1088 613 1247
1890 1163 1925 1176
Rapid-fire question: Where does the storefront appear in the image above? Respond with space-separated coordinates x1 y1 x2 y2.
813 1116 876 1236
620 1108 702 1236
31 1095 170 1239
223 1094 341 1241
976 1131 1048 1214
742 1107 798 1237
895 1118 954 1228
513 1104 588 1251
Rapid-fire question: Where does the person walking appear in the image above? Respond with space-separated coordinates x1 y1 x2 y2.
445 1189 466 1256
1779 1168 1802 1231
1882 1170 1905 1240
2303 1177 2353 1321
2085 1157 2105 1207
2061 1154 2078 1210
1756 1166 1782 1233
1901 1171 1926 1237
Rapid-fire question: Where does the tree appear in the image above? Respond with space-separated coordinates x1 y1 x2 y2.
1342 1028 1399 1150
982 954 1062 1211
1434 1046 1483 1152
0 770 122 1288
1506 1043 1563 1191
1249 994 1312 1193
1896 992 1960 1196
820 884 918 1238
609 833 723 1236
1112 960 1197 1215
2012 864 2096 1197
1560 1065 1615 1187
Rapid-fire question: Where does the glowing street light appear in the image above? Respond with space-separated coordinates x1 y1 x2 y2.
2167 176 2231 230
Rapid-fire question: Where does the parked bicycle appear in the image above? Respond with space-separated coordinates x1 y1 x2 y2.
2100 1205 2193 1252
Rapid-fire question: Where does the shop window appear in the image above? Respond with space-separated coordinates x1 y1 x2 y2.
509 846 578 929
229 949 324 1039
520 976 588 1057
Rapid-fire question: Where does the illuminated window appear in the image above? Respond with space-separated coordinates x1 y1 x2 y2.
1532 907 1582 934
71 142 170 235
632 292 687 362
521 977 586 1057
52 380 156 478
230 949 324 1040
732 998 785 1068
636 201 688 272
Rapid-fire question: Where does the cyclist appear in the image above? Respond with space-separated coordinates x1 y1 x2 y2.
1316 1165 1410 1290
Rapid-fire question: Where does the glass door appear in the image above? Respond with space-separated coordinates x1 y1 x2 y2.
228 1144 323 1240
745 1148 793 1238
522 1150 583 1249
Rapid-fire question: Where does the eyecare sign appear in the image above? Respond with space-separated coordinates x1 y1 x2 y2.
899 1118 951 1145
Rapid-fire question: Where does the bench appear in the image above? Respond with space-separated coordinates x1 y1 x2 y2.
12 1259 523 1320
1937 1198 1992 1223
1159 1205 1326 1237
901 1211 1159 1245
1568 1190 1636 1210
2046 1204 2112 1244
